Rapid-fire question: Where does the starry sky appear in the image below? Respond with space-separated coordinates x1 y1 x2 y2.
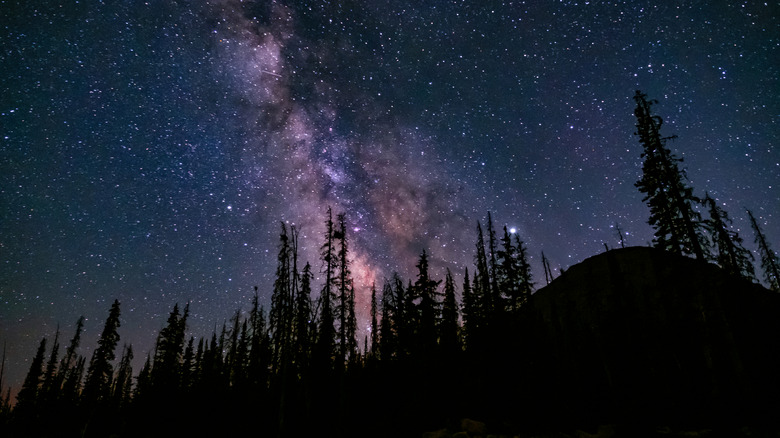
1 0 778 396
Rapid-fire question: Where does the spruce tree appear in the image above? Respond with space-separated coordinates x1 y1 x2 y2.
294 262 313 373
335 213 356 367
747 209 780 291
369 283 379 357
314 207 337 370
83 299 121 404
40 326 60 403
516 235 534 307
15 337 47 412
57 316 84 395
703 194 756 280
461 267 479 352
112 344 133 407
633 90 706 260
270 222 293 374
379 280 397 361
439 269 461 356
413 250 441 355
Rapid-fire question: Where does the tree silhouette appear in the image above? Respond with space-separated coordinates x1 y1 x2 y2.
83 299 121 404
747 209 780 291
440 268 461 356
633 90 707 260
15 337 46 414
702 194 756 281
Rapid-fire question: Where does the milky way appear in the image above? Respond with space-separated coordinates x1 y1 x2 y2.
1 0 777 396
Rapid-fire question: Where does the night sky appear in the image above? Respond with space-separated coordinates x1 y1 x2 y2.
1 1 778 396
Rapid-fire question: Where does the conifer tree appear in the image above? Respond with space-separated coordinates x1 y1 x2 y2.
413 250 441 355
474 222 493 317
16 338 46 412
40 327 60 403
498 227 521 312
151 302 189 394
369 283 379 357
83 299 121 403
461 267 479 352
514 235 533 305
748 209 780 291
440 269 461 356
633 90 706 260
112 344 133 407
270 222 293 373
541 251 553 285
379 280 397 360
294 262 313 373
57 316 84 394
702 194 756 280
248 291 270 390
335 213 356 367
486 213 501 311
314 207 337 369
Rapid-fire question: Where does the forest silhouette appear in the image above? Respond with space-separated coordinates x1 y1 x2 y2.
1 92 779 437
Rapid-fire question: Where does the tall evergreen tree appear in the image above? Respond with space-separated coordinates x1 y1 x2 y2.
314 207 337 369
151 303 189 395
270 222 294 374
379 280 397 361
486 212 501 311
335 213 356 367
702 194 756 280
15 337 47 412
294 262 314 374
40 326 60 403
516 235 534 307
461 267 479 352
112 344 133 407
369 283 379 357
633 90 707 260
83 299 121 404
747 209 780 291
57 316 84 394
413 250 441 355
440 269 461 356
498 227 521 312
474 222 493 317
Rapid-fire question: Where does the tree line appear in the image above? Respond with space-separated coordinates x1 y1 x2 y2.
0 91 777 437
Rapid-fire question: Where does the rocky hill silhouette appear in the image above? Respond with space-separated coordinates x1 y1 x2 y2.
523 246 780 429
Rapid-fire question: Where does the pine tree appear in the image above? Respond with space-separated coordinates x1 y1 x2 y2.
440 269 460 356
83 299 121 404
57 316 84 395
16 337 47 412
270 222 293 374
379 280 397 361
40 326 60 403
702 194 756 280
335 212 356 367
541 251 553 285
413 250 441 355
294 262 313 374
461 267 479 352
369 283 379 357
633 90 707 260
747 209 780 291
516 236 533 304
486 212 501 312
474 221 493 317
498 227 521 312
112 344 133 407
314 207 337 369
